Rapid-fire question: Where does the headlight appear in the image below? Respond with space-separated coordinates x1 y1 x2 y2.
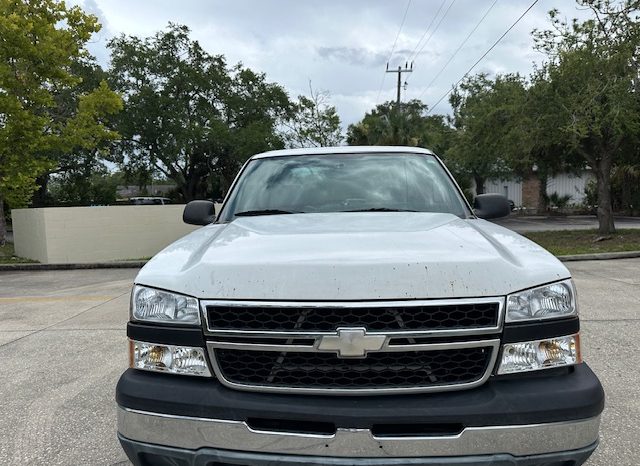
497 334 581 374
130 340 211 377
131 285 200 325
506 279 576 322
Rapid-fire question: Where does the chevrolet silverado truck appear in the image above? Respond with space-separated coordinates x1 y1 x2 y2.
116 146 604 466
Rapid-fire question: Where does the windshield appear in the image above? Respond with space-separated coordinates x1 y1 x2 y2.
219 153 469 221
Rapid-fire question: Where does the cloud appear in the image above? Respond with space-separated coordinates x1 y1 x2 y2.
317 46 387 68
82 0 112 65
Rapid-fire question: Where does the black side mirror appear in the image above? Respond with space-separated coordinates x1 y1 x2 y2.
473 194 511 219
183 200 216 225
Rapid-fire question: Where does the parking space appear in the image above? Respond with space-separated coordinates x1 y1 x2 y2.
0 269 135 465
0 261 638 465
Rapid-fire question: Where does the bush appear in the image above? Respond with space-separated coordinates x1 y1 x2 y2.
582 180 598 213
548 192 572 209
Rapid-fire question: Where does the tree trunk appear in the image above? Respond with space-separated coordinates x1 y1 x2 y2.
32 174 49 207
0 197 6 246
180 184 192 203
595 156 615 234
474 175 486 195
181 175 199 202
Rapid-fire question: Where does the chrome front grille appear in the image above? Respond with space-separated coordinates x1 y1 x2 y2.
202 298 503 395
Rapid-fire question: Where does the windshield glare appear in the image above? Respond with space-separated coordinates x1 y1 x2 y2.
219 153 469 221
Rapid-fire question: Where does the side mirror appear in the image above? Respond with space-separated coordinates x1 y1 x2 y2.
473 194 511 219
183 200 216 225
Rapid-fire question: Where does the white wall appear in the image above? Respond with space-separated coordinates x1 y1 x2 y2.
474 171 593 207
12 209 48 263
546 171 594 204
12 205 202 264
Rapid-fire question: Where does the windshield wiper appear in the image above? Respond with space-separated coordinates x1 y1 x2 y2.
234 209 301 217
341 207 419 212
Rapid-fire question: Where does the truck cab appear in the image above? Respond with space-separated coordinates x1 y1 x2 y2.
117 146 603 466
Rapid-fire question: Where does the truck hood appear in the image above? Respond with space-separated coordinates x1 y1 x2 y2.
136 213 570 300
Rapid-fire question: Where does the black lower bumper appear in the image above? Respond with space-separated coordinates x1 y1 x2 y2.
117 364 603 466
116 364 604 428
119 435 598 466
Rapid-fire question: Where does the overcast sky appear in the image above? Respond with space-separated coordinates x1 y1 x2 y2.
77 0 591 128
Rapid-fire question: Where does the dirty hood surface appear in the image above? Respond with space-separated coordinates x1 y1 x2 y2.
136 212 569 300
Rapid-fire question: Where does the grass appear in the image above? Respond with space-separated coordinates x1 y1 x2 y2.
0 242 38 264
524 229 640 256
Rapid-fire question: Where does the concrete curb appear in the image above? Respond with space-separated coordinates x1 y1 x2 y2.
0 260 147 271
3 251 640 271
558 251 640 262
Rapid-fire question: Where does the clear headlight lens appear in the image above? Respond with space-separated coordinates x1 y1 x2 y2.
497 334 581 375
130 340 211 377
131 285 200 325
506 279 576 322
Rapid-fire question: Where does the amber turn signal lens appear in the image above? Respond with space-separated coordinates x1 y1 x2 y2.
498 334 581 375
129 340 211 377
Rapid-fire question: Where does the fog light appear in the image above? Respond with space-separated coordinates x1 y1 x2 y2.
497 334 581 375
129 340 211 377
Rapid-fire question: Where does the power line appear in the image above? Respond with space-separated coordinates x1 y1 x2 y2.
417 0 499 100
375 0 413 105
407 0 447 63
426 0 540 114
409 0 457 67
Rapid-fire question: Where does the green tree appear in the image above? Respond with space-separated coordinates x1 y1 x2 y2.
447 73 529 194
48 166 119 206
108 24 291 201
284 85 343 148
517 69 587 212
346 100 453 152
532 1 640 233
32 59 120 207
0 0 122 243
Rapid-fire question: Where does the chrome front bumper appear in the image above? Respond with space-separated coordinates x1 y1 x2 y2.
117 406 600 459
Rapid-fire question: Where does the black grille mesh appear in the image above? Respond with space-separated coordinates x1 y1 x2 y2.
215 347 492 389
207 303 499 332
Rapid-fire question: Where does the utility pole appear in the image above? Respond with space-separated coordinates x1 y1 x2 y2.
386 61 413 106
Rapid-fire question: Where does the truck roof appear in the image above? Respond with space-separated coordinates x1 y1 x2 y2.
251 146 435 160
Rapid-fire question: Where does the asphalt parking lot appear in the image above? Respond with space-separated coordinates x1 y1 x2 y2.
0 260 639 465
493 215 640 232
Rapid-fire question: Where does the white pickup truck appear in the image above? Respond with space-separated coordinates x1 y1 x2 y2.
117 146 603 466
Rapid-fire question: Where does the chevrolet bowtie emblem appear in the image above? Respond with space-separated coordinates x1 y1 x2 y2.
317 327 386 358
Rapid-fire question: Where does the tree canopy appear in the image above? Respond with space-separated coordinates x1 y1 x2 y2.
346 100 453 153
447 73 529 194
284 85 343 148
0 0 122 242
108 24 292 201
